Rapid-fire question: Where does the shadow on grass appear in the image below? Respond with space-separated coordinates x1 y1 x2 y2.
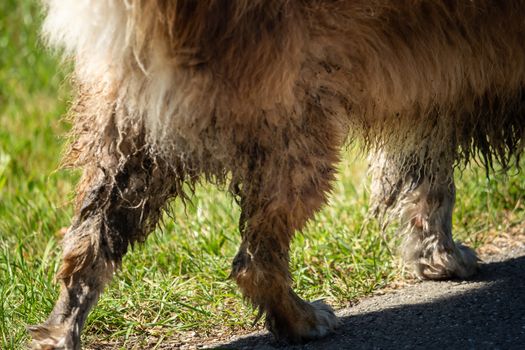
211 254 525 350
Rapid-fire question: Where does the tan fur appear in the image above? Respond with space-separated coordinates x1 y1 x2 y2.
31 1 525 349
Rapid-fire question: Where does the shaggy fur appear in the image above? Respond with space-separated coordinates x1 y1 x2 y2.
31 1 525 349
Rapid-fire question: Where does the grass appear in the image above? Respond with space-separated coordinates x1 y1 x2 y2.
1 1 524 349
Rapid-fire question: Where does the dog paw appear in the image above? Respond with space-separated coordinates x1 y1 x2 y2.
266 299 339 343
302 300 339 339
453 243 479 278
415 242 479 280
27 324 72 350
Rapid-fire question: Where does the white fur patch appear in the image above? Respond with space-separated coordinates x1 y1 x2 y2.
42 0 129 81
42 0 193 152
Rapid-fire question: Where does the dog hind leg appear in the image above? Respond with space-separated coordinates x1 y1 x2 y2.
29 146 179 350
232 177 339 343
230 121 343 343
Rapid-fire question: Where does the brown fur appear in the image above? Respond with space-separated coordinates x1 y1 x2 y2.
31 1 525 348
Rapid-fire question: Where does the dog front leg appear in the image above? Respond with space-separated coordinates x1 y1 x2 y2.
401 178 479 279
369 151 478 279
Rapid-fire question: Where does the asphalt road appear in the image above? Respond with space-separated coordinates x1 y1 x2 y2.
207 246 525 350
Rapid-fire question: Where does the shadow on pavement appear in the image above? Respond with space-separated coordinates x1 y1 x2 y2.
210 255 525 350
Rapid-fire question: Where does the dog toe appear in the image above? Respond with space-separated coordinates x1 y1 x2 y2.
266 299 339 343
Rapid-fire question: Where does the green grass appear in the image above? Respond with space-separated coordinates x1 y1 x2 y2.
1 1 524 349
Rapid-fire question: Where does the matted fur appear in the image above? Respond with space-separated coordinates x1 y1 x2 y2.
43 0 525 179
31 1 525 349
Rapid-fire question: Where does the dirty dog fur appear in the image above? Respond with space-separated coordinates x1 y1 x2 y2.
30 1 525 349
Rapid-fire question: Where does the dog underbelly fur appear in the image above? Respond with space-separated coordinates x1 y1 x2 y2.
45 0 525 179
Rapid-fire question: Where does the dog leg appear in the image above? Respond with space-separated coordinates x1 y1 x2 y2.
400 178 479 279
232 189 339 343
28 149 178 350
370 152 478 279
230 131 342 343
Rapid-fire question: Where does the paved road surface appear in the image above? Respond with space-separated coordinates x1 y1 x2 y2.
206 246 525 350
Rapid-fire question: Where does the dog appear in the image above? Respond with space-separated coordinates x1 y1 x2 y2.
30 1 525 349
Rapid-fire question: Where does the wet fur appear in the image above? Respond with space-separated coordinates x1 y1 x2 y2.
31 1 525 349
